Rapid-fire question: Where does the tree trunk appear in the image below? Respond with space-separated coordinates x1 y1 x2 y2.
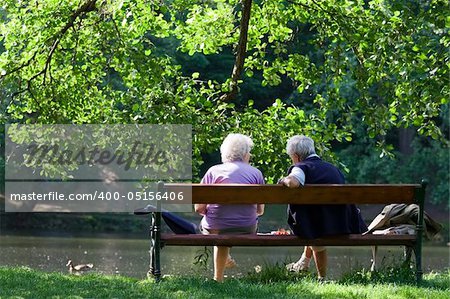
398 128 415 156
220 0 252 102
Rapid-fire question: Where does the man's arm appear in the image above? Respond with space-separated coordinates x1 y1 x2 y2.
278 167 305 188
280 176 301 188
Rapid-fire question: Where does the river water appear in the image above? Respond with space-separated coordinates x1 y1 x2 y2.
0 233 448 280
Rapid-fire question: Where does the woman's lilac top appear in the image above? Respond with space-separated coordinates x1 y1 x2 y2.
200 161 265 230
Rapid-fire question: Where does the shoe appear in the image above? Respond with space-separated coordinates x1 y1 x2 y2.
286 255 311 272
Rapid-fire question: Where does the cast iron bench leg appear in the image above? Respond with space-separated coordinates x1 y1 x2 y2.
414 179 427 283
149 211 162 282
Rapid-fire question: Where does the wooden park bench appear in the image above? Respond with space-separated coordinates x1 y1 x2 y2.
136 181 427 283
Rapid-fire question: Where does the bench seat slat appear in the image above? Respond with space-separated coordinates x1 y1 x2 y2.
161 233 416 247
164 184 420 204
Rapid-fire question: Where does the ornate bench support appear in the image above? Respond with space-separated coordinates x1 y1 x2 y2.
414 180 427 283
148 182 163 282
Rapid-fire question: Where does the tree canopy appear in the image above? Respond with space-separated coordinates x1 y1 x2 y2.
0 0 448 182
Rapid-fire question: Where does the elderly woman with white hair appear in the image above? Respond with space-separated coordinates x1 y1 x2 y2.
195 133 265 282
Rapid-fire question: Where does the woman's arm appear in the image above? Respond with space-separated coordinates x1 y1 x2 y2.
194 204 207 216
257 204 265 216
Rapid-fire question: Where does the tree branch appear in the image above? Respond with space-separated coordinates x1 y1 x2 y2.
60 0 97 37
220 0 252 102
0 51 38 80
3 0 98 88
285 0 315 11
41 0 98 84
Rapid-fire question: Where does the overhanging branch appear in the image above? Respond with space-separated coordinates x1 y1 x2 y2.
2 0 98 92
220 0 252 102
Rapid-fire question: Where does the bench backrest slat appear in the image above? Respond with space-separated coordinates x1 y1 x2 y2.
164 184 420 205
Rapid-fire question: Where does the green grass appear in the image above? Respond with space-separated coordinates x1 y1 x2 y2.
0 266 449 299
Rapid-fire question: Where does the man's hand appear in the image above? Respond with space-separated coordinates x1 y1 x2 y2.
279 175 301 188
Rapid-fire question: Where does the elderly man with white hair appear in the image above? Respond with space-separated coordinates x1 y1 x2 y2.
279 135 367 281
195 133 265 282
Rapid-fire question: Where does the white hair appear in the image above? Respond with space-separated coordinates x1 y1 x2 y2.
220 133 254 162
286 135 316 160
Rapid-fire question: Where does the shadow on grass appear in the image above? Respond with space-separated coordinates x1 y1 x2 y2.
0 266 321 299
419 270 450 290
339 263 449 291
1 265 448 299
240 261 316 284
239 261 449 291
156 276 322 299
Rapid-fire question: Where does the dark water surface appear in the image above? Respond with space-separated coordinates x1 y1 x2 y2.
0 233 448 280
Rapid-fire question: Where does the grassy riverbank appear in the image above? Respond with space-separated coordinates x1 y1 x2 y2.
0 267 448 299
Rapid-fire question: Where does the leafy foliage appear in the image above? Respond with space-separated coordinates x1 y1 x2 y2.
338 136 449 206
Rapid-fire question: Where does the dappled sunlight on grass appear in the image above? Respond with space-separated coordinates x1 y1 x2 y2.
0 266 449 299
